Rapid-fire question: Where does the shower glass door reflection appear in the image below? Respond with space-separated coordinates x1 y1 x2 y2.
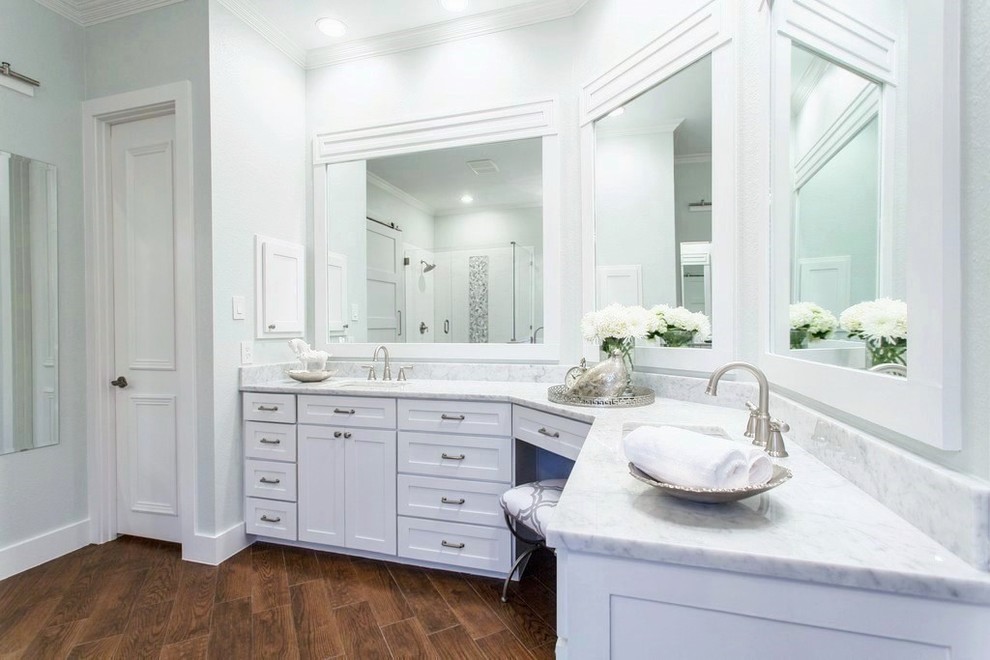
403 244 537 345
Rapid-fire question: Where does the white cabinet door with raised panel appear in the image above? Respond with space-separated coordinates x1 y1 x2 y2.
297 424 346 546
256 236 304 337
345 429 397 555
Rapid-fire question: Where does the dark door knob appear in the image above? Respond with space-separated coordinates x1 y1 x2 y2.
110 376 128 388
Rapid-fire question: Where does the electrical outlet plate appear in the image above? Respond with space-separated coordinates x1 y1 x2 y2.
351 304 359 321
240 341 254 365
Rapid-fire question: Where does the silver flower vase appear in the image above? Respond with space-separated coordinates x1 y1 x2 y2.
569 349 630 398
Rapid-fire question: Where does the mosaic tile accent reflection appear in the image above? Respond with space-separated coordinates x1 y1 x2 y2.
468 256 489 343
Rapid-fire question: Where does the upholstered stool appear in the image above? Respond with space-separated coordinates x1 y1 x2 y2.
499 478 566 602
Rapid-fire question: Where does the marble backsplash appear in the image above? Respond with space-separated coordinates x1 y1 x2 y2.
239 361 990 572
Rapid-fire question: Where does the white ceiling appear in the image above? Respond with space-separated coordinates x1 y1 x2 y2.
367 138 543 214
250 0 563 51
596 54 713 157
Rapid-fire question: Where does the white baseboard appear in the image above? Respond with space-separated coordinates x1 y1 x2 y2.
0 519 91 580
182 522 250 565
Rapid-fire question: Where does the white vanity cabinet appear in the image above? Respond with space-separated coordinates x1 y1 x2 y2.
296 397 397 555
396 399 514 573
243 392 299 540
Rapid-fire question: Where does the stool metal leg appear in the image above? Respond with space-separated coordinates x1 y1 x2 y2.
501 545 540 602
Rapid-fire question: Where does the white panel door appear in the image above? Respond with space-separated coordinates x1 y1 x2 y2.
111 114 181 543
297 424 347 546
366 220 402 343
798 256 851 316
597 265 643 306
345 428 397 555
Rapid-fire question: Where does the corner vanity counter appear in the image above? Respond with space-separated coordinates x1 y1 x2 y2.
240 378 990 659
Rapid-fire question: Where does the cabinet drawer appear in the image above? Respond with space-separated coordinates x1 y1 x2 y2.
245 459 297 502
398 475 507 528
398 431 511 483
244 421 297 462
513 406 592 461
398 399 511 436
398 517 511 573
298 395 396 429
243 392 296 423
245 498 297 541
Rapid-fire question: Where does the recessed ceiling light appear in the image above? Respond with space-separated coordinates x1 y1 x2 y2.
607 106 625 118
440 0 468 12
461 194 474 204
316 17 348 38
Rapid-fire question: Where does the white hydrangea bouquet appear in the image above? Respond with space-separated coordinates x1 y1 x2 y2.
788 302 838 349
646 305 711 347
581 304 660 371
839 298 907 366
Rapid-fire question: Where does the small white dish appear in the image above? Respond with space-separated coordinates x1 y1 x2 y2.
286 369 336 383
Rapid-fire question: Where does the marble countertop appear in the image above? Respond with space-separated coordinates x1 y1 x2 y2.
242 377 990 605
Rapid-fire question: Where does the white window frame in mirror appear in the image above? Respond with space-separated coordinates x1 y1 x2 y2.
313 99 561 362
763 0 961 449
580 0 738 372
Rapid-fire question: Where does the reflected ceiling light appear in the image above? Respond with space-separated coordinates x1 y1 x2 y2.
441 0 468 11
607 106 625 118
461 194 474 204
316 17 348 37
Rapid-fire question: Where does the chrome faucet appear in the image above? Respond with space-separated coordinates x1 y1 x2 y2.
373 345 392 381
706 362 789 458
531 326 545 344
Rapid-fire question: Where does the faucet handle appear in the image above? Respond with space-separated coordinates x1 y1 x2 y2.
743 401 760 438
361 365 377 381
397 365 413 381
766 417 790 458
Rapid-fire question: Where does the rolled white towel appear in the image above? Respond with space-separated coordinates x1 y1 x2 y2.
624 425 774 490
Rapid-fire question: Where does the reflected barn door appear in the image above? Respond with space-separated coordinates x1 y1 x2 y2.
110 114 181 543
367 220 402 342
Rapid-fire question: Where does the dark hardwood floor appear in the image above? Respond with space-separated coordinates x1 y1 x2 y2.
0 536 557 659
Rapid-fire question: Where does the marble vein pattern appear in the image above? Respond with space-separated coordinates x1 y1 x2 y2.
240 376 990 605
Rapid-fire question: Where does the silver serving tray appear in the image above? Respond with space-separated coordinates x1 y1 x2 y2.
628 462 793 503
286 369 337 383
548 384 655 408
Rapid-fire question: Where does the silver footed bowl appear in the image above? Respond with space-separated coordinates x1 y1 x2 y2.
627 463 793 503
286 369 336 383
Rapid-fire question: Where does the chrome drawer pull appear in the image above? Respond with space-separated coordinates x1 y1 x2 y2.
441 540 465 549
441 497 466 505
257 405 279 412
259 477 281 484
538 427 561 438
441 453 466 461
260 515 281 523
334 408 356 415
441 414 465 421
259 438 281 445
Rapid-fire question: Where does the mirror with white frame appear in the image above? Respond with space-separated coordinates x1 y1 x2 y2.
766 0 961 449
0 150 58 454
593 54 714 349
783 44 905 375
324 137 544 346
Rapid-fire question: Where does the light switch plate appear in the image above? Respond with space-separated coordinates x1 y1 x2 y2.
351 304 359 321
240 341 254 365
232 296 246 320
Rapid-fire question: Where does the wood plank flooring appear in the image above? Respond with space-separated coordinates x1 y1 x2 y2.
0 536 557 659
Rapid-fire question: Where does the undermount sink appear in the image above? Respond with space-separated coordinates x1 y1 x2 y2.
334 380 410 389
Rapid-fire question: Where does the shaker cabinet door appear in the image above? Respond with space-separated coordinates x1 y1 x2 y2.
297 424 346 546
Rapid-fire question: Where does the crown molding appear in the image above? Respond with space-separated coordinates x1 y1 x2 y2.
790 55 829 116
214 0 306 67
675 152 712 165
34 0 188 26
367 172 435 216
596 118 684 138
306 0 590 70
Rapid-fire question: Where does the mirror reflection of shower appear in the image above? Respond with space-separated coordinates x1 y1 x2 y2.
421 260 437 273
